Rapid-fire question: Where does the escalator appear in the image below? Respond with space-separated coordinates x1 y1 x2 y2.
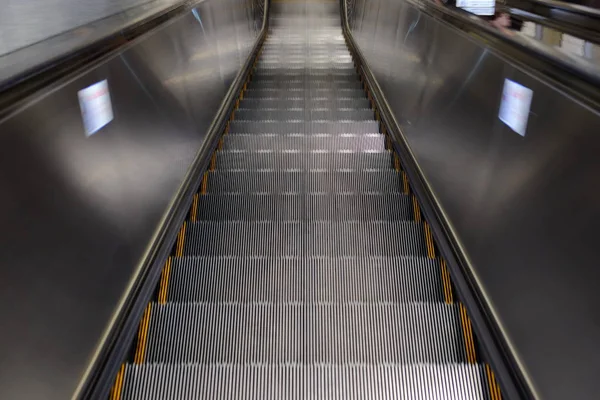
108 1 504 398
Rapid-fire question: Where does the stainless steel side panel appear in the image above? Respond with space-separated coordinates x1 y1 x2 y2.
0 0 260 398
350 0 600 398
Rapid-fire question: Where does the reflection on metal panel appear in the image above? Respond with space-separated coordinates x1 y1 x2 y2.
350 0 600 399
0 0 260 399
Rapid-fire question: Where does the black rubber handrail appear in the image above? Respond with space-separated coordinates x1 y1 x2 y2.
500 0 600 43
417 0 600 109
0 1 193 116
340 0 537 399
74 1 270 399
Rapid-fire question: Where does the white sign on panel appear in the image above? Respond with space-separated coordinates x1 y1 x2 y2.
78 80 114 136
498 79 533 137
456 0 495 16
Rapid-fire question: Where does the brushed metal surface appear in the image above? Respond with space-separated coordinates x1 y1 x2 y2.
0 0 259 398
349 0 600 398
0 0 178 56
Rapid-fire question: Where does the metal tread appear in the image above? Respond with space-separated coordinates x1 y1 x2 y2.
144 302 467 363
204 170 403 194
214 152 392 170
183 221 427 257
234 109 373 121
251 74 359 82
239 98 370 109
228 120 378 134
248 80 359 89
166 256 445 303
222 134 384 152
194 193 413 221
120 363 489 400
244 88 365 99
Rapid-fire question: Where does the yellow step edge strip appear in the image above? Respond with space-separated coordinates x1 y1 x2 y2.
393 153 401 172
485 363 503 400
157 257 173 305
209 153 218 171
411 195 421 222
401 171 410 195
175 222 186 258
423 222 435 259
109 364 125 400
440 258 454 304
459 303 477 364
133 304 152 364
200 172 209 195
190 193 199 222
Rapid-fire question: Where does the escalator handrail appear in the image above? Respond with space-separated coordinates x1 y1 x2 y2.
499 0 600 18
0 1 193 116
390 0 600 108
73 1 270 399
340 0 537 399
499 0 600 43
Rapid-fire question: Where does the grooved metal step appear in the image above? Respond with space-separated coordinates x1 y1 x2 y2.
229 121 378 134
120 363 489 400
144 303 466 363
244 88 364 99
115 0 495 398
240 98 370 109
234 108 373 121
222 134 384 152
205 171 403 194
183 221 427 257
194 193 413 221
251 74 359 82
215 152 392 171
167 256 445 303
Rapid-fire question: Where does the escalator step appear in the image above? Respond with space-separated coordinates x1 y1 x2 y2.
144 303 466 363
222 134 384 152
248 80 361 90
195 193 413 221
251 73 359 82
120 363 488 400
182 221 427 257
167 256 445 303
215 152 392 171
240 98 370 109
205 171 402 194
228 121 378 134
234 108 374 121
243 88 364 99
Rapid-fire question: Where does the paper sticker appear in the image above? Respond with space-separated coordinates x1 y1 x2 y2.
78 80 114 136
498 79 533 137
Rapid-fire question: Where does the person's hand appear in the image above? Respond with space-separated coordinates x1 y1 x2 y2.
491 12 510 29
